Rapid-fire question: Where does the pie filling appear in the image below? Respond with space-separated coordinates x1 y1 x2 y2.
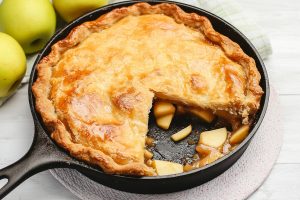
32 3 263 176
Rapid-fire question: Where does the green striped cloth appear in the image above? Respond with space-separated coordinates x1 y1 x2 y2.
0 0 272 106
196 0 272 59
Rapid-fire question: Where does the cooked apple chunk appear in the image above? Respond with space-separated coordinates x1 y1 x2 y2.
156 113 174 130
171 125 192 142
144 149 153 160
154 101 175 118
195 144 216 156
198 151 224 167
199 128 227 148
145 137 155 147
146 159 153 167
154 101 175 129
183 163 196 172
184 149 223 171
229 125 250 145
153 160 183 176
189 108 215 123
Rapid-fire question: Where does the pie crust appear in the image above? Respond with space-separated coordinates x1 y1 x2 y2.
32 3 263 176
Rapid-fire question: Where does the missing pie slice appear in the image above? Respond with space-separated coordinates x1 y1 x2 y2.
32 3 263 176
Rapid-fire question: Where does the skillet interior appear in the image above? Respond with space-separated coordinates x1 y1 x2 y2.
29 0 269 193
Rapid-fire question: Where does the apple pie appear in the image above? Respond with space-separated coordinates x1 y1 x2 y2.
32 3 263 176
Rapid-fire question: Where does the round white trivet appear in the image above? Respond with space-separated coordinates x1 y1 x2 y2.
51 86 282 200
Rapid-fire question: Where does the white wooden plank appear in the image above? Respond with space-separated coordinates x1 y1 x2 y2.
4 171 79 200
0 120 33 140
276 95 300 164
0 87 31 121
249 164 300 200
0 139 33 173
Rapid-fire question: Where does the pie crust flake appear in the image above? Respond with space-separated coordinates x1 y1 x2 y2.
32 3 263 176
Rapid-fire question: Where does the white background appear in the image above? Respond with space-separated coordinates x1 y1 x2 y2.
1 0 300 199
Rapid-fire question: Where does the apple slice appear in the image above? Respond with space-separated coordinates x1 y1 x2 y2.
184 150 223 170
156 113 174 130
229 125 250 145
183 163 197 172
171 125 192 142
230 145 238 151
144 149 153 160
146 159 153 167
154 101 175 118
145 137 155 147
152 160 183 176
199 128 227 148
198 151 224 167
195 144 215 156
189 108 215 123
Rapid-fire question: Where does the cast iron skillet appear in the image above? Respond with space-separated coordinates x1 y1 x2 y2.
0 0 269 198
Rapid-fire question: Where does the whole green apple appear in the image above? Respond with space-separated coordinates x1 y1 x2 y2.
0 0 56 54
53 0 108 23
0 32 26 97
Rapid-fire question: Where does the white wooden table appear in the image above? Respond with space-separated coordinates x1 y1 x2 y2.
1 0 300 199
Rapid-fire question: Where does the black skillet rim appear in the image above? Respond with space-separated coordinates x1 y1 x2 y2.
28 0 270 180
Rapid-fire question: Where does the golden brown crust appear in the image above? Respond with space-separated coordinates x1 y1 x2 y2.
32 3 263 176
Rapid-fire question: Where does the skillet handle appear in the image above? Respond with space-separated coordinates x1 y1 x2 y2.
0 123 76 199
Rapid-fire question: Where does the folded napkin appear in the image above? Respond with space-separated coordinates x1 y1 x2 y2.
0 0 272 106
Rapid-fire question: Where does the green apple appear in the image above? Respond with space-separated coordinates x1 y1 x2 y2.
53 0 108 23
0 0 56 54
0 32 26 97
